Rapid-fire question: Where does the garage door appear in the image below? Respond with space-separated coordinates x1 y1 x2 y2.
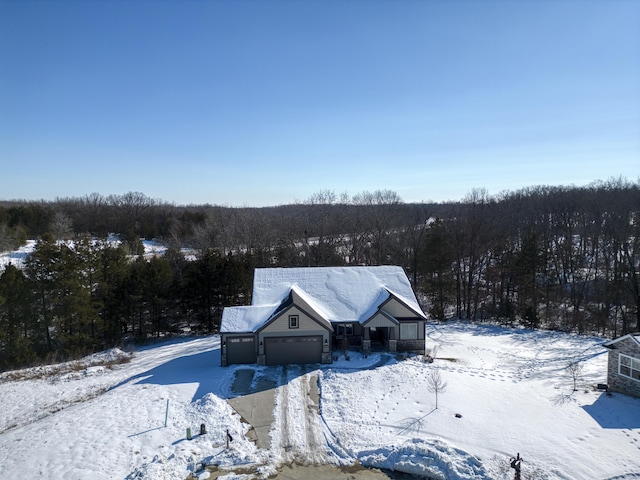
264 336 322 366
226 336 256 364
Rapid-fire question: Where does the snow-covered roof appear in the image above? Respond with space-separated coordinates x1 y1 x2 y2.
220 304 279 333
383 286 427 320
289 284 333 326
252 266 425 324
221 266 426 333
603 333 640 349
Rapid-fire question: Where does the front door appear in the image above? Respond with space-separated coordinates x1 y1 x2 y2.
370 327 390 349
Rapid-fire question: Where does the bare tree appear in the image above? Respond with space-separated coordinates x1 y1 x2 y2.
50 211 73 240
427 367 448 409
566 360 584 392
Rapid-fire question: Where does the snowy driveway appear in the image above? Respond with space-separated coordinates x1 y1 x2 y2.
227 365 350 467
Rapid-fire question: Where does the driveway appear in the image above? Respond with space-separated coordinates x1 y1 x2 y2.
227 369 276 449
224 366 411 479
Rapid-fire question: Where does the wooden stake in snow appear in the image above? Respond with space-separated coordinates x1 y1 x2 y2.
164 399 169 427
226 429 233 449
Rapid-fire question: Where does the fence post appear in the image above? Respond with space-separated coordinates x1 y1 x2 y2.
164 399 169 427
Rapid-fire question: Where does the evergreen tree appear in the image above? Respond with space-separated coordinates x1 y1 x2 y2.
419 219 455 320
514 232 542 328
0 264 36 369
24 239 101 360
95 241 133 343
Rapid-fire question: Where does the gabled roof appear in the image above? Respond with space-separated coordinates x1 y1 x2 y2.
257 285 334 333
289 284 334 328
252 266 425 324
383 286 428 320
603 333 640 349
221 266 426 334
361 309 399 327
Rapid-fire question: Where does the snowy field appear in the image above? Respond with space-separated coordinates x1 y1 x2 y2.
1 322 639 480
0 239 36 270
0 238 196 272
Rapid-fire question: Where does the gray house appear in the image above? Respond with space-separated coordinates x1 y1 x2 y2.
603 333 640 398
220 266 427 366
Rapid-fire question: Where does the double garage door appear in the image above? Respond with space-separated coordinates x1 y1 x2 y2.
264 336 322 366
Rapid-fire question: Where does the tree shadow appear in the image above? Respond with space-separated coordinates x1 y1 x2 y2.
553 389 578 406
582 392 640 429
110 346 403 406
110 348 225 402
396 409 437 435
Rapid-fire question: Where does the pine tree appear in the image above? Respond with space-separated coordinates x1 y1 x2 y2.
0 264 36 370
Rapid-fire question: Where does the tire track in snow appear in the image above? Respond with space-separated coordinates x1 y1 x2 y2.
271 366 346 466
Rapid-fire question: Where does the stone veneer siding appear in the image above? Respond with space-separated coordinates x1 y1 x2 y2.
607 337 640 398
397 339 426 354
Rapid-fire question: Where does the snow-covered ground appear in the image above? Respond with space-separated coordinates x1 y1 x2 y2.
322 324 640 479
0 239 36 270
0 238 198 272
1 323 639 480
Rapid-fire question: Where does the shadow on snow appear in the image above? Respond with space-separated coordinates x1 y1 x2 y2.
110 346 397 403
110 348 223 402
582 392 640 429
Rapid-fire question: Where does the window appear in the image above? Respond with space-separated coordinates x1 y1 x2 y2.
400 322 418 340
619 354 640 381
229 337 253 343
289 315 299 329
340 324 353 336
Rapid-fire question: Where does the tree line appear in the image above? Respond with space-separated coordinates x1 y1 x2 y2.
0 178 638 370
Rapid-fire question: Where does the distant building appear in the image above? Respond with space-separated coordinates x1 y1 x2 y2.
603 333 640 398
220 266 427 366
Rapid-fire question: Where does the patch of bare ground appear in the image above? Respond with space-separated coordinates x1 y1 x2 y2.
0 350 132 383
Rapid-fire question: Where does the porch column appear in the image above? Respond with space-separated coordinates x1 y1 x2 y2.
388 327 397 352
362 327 371 357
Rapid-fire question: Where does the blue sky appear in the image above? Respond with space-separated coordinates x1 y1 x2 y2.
1 0 638 206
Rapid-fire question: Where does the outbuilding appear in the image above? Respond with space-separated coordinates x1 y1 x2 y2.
603 333 640 398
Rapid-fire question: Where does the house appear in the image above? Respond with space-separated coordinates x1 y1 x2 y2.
603 333 640 398
220 266 427 366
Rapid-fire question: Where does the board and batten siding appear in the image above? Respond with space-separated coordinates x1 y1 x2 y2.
382 298 422 319
365 312 398 329
259 305 330 338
